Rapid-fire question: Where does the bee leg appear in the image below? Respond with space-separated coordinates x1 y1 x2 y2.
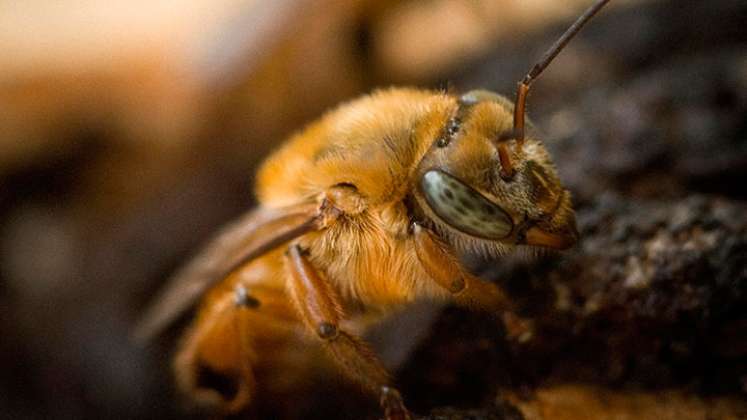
412 222 513 311
285 244 412 420
174 286 257 413
412 223 534 340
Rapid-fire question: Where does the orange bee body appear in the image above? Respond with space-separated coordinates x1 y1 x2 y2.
140 87 576 414
256 88 574 307
135 1 613 417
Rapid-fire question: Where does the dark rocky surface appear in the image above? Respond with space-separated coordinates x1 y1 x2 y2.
398 194 746 419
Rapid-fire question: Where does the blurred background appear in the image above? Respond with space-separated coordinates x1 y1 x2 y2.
1 0 745 419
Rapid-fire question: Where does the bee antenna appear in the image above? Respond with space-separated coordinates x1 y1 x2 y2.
500 0 612 179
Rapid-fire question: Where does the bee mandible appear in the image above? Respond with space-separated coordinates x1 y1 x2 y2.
135 1 611 418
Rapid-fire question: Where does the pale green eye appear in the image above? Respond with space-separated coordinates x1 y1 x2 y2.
421 170 513 239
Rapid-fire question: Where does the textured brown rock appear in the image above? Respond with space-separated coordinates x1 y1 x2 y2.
488 193 747 389
411 384 747 420
419 400 524 420
397 194 746 419
508 384 747 420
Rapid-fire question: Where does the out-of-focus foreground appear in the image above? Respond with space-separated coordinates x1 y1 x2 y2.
1 0 745 419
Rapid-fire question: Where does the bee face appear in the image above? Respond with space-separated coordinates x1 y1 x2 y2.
415 90 578 251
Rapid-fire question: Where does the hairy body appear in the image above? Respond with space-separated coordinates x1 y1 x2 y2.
166 88 576 416
136 2 616 417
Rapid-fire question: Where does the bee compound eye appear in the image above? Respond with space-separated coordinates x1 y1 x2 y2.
421 170 513 239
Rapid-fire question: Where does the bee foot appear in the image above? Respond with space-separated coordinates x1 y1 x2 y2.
380 386 412 420
502 312 534 343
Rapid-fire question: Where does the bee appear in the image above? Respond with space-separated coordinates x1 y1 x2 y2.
135 1 611 418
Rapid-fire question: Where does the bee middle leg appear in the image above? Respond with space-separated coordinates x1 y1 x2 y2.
412 223 533 340
285 244 412 420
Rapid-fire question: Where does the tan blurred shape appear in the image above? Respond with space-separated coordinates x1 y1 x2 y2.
507 384 747 420
373 0 646 81
0 0 641 215
0 0 299 170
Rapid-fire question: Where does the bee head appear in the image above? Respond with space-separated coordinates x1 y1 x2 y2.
411 0 614 253
414 89 577 252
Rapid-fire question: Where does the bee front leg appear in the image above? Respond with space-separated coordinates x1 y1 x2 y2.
412 223 533 341
412 222 512 310
285 244 412 420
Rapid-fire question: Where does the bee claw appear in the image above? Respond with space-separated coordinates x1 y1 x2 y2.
502 312 534 343
380 386 412 420
408 221 420 235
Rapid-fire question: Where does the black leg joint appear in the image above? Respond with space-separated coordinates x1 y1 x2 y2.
234 286 260 309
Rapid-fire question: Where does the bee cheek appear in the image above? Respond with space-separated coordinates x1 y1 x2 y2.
523 226 577 250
